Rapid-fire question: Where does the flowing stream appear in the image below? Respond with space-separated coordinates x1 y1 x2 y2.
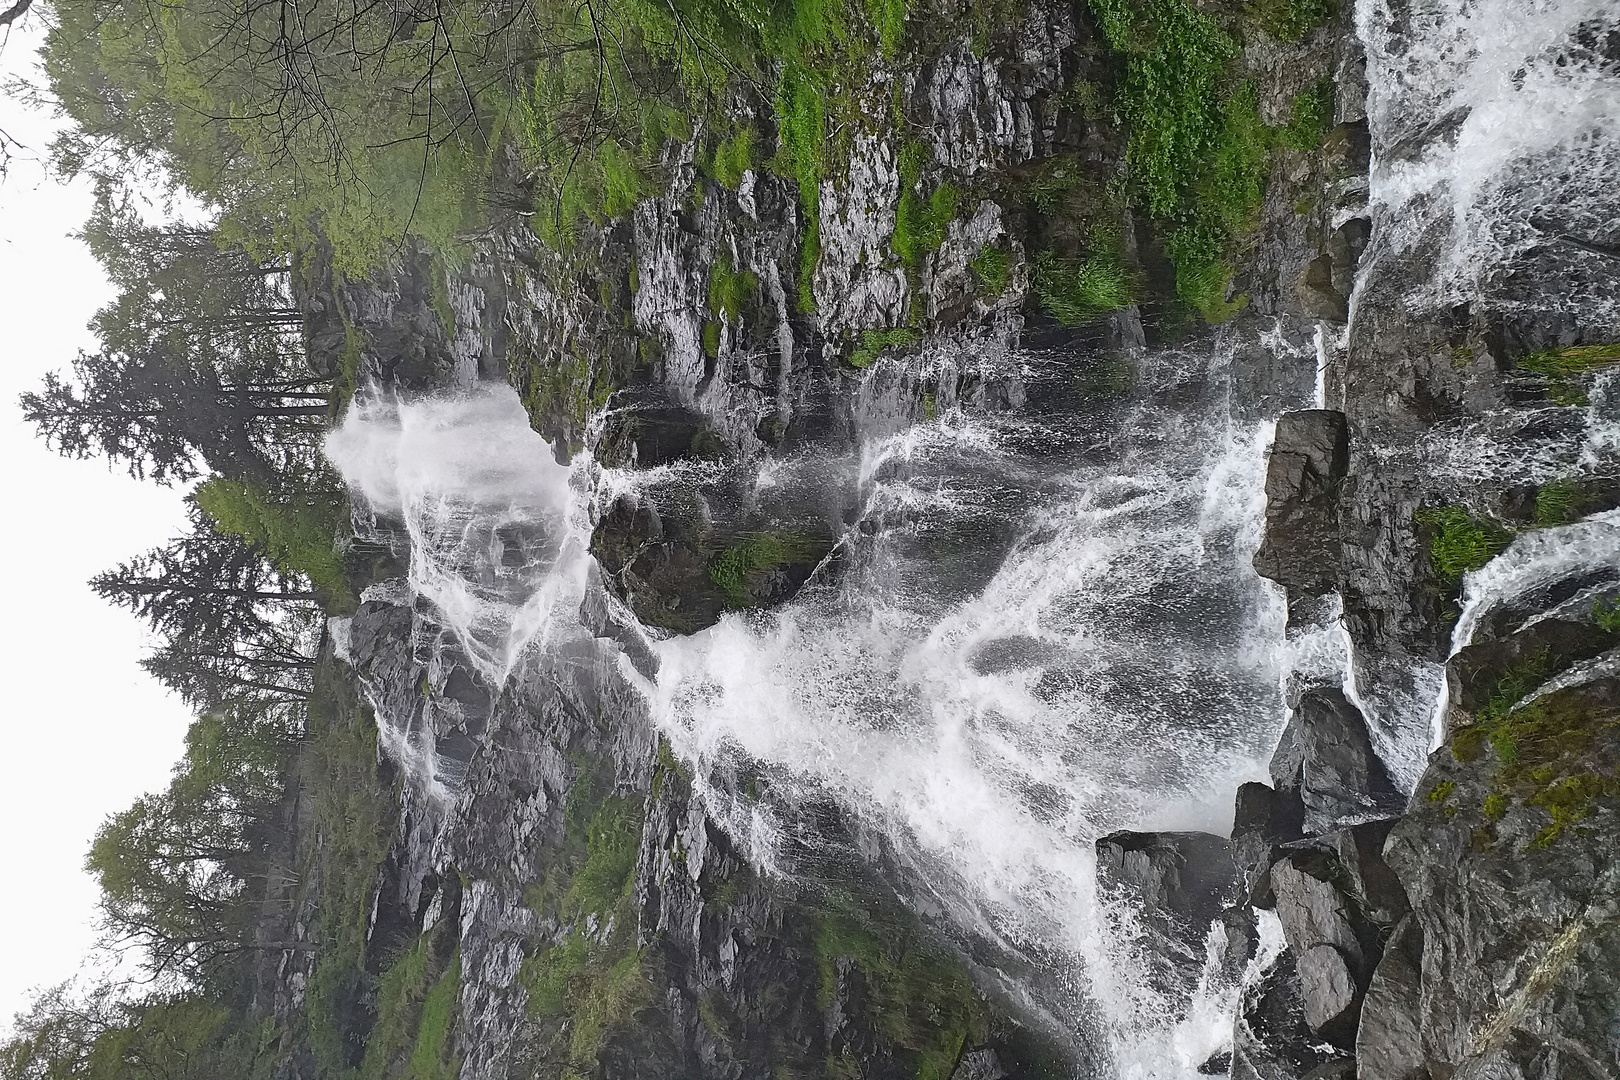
322 0 1620 1074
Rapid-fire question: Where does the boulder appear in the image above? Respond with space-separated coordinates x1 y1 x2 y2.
1231 949 1352 1080
1095 831 1241 995
1273 688 1405 834
1296 945 1358 1039
1253 410 1350 595
1354 915 1426 1080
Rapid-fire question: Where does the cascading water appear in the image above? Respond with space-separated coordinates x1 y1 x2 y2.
326 322 1318 1077
646 334 1305 1075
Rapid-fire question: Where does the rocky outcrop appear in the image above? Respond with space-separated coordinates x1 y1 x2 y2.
1253 410 1350 597
1272 688 1405 835
1095 832 1246 994
1380 673 1620 1080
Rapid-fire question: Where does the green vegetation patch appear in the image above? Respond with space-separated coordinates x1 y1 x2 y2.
1593 595 1620 634
1088 0 1334 321
849 327 921 368
1414 505 1510 582
813 896 986 1080
892 142 958 271
1453 661 1620 848
970 246 1011 294
709 254 760 323
1518 342 1620 406
708 532 832 606
1033 247 1134 325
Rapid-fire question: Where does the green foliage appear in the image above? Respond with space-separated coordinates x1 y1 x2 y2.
406 956 462 1080
1033 248 1134 325
711 128 757 188
361 940 433 1080
708 532 830 605
849 327 921 368
708 254 759 322
194 479 351 602
1414 505 1509 582
1087 0 1336 321
1425 779 1455 803
1534 479 1581 527
970 246 1011 294
871 0 907 57
1516 342 1620 376
1517 343 1620 406
892 142 956 270
1278 80 1335 151
303 659 397 1076
775 63 827 312
1593 595 1620 634
1248 0 1333 41
565 795 644 919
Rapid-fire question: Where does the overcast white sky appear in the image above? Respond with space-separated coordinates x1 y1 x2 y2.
0 20 195 1025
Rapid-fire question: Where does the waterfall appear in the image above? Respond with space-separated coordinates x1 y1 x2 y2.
318 1 1620 1074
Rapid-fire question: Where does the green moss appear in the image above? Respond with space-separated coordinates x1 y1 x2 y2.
1426 779 1455 803
970 246 1010 294
892 140 957 271
523 932 593 1017
812 899 984 1080
712 127 756 189
1033 248 1134 325
775 62 826 312
1415 505 1510 582
849 326 921 368
564 950 650 1078
1451 655 1620 847
870 0 906 57
1248 0 1333 41
709 253 759 322
406 954 461 1080
708 532 830 606
703 321 722 358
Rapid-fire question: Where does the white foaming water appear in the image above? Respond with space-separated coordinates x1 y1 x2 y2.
325 390 592 688
1359 0 1620 318
650 340 1294 1076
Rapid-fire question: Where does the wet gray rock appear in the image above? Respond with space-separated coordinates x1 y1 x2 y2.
1296 945 1357 1037
1353 915 1425 1080
1274 688 1405 834
1382 675 1620 1080
1442 616 1618 734
1232 948 1353 1080
1095 831 1242 999
1253 411 1351 596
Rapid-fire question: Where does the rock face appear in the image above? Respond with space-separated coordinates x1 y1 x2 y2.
1252 411 1350 596
1095 832 1245 994
1273 688 1406 835
1354 916 1424 1080
1382 674 1620 1080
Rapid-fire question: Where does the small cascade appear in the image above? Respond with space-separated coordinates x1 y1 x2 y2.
325 390 593 792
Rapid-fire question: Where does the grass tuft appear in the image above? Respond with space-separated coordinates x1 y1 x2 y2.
970 246 1010 294
1415 505 1510 582
848 327 920 368
1033 248 1134 325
